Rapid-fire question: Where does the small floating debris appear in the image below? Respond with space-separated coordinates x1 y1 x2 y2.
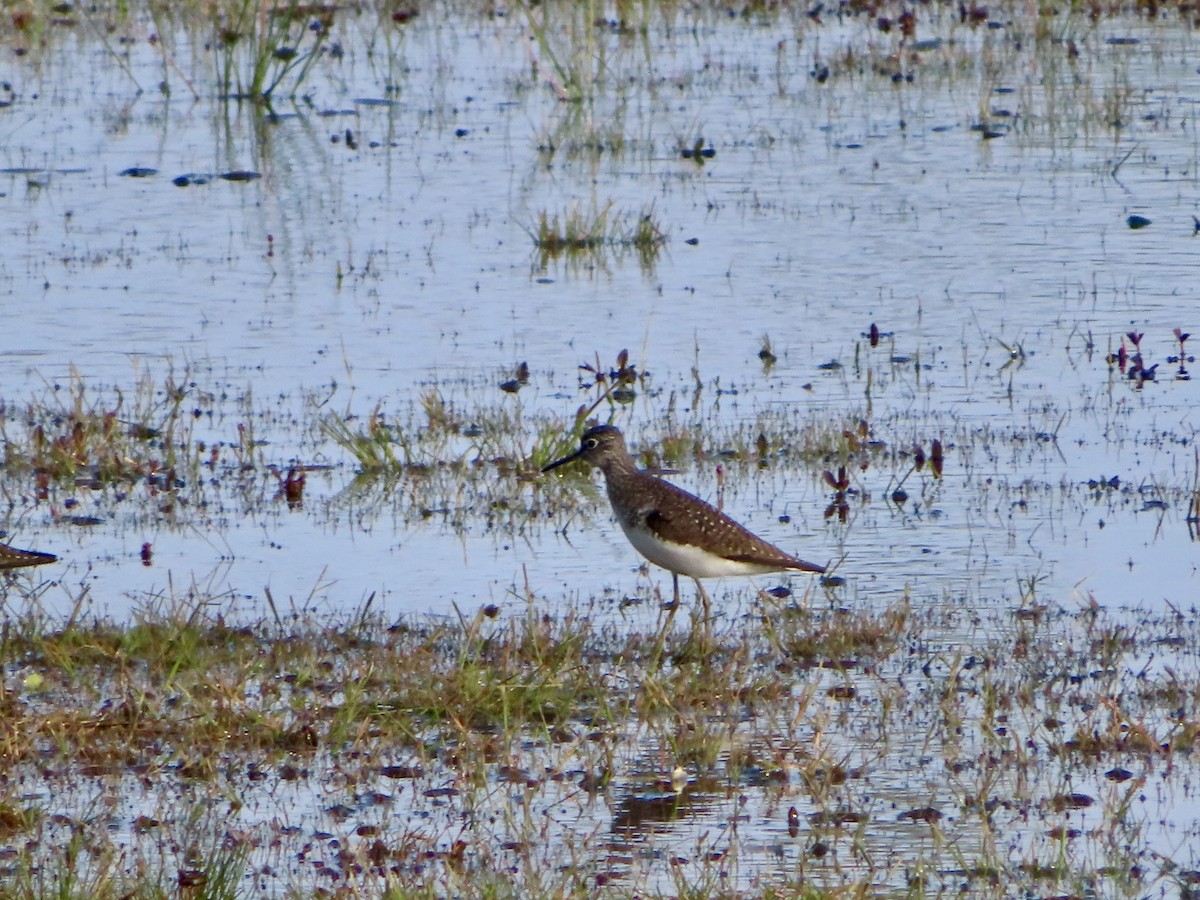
1126 214 1151 229
354 97 397 106
172 173 213 187
758 335 777 366
1049 792 1094 812
499 361 529 394
809 809 868 826
220 170 262 182
930 440 944 478
898 807 942 824
119 166 157 178
380 765 424 779
680 138 715 161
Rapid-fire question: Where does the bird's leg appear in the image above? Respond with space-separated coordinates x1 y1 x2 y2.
681 578 716 658
650 575 682 670
662 573 682 634
692 578 712 626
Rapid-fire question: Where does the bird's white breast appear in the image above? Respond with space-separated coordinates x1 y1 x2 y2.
618 518 778 578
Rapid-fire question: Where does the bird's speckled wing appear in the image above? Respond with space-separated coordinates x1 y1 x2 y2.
638 478 824 573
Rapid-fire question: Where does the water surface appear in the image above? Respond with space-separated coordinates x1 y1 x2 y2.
1 3 1199 894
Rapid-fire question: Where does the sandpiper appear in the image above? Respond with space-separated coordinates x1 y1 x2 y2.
542 425 825 613
0 542 57 570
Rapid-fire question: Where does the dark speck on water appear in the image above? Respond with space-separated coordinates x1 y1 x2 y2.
173 173 212 187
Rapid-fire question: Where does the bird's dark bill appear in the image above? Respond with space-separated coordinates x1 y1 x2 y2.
542 448 584 473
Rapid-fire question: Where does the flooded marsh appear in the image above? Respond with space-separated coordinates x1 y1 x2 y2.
3 0 1200 895
2 597 1199 896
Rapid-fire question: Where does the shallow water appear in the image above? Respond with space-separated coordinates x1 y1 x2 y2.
3 5 1197 624
2 2 1200 894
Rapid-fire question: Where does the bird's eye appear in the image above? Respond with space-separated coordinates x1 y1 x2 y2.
585 438 598 449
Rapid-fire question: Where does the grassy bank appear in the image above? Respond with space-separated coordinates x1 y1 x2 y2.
0 586 1194 897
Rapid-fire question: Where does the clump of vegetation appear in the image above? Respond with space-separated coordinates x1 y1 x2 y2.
207 0 337 102
531 202 666 267
323 349 653 480
0 371 201 487
533 204 609 255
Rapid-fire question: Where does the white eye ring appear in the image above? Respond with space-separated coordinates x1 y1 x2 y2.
585 438 599 449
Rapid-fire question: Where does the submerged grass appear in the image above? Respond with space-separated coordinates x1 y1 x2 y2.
0 589 1197 896
0 353 1197 895
317 345 868 506
531 202 667 269
208 0 336 102
0 370 199 487
0 0 1185 154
